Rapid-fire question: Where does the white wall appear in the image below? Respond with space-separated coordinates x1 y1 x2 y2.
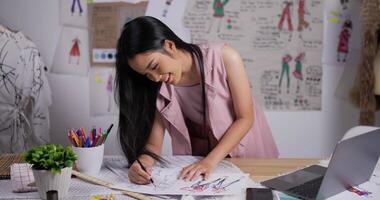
0 0 372 158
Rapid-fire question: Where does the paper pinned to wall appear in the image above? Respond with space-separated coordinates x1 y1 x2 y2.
60 0 89 28
322 0 362 66
89 67 118 116
89 1 147 65
52 26 90 76
145 0 191 42
183 0 324 111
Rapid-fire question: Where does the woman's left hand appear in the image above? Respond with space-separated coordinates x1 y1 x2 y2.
178 158 217 181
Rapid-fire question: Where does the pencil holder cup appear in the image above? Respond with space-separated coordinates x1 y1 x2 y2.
72 144 104 175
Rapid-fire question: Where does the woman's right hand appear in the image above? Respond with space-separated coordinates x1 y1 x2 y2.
128 155 155 184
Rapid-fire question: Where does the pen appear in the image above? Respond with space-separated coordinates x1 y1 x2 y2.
136 158 156 187
102 123 114 144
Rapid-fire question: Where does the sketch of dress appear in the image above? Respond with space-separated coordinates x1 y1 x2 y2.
162 0 173 17
337 20 352 62
278 54 292 94
69 37 80 65
207 0 229 33
106 73 113 112
293 52 305 93
71 0 83 16
278 1 293 32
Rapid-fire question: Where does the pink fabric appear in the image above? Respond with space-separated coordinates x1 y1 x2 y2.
174 85 203 124
156 43 279 158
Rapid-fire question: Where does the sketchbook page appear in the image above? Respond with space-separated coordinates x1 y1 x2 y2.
60 0 89 28
184 0 324 111
52 26 90 76
102 156 248 195
322 0 362 66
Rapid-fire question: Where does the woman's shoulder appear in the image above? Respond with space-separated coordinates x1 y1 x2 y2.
197 43 226 52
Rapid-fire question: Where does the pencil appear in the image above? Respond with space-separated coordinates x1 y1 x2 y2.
136 158 155 187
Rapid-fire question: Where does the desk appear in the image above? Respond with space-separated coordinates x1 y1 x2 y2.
228 158 319 182
0 158 324 200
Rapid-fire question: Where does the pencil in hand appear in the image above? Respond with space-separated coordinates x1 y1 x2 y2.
136 158 156 187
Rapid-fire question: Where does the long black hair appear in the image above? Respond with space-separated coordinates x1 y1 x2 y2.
115 16 207 165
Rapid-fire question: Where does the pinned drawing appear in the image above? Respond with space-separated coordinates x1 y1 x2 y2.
322 0 361 66
293 52 305 93
90 67 117 116
69 37 80 65
184 0 323 111
52 27 89 76
337 20 352 62
162 0 174 17
71 0 83 16
60 0 88 28
208 0 229 33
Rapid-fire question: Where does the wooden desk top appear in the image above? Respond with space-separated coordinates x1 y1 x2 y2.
227 158 319 183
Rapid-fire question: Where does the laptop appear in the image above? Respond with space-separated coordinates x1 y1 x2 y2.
262 128 380 200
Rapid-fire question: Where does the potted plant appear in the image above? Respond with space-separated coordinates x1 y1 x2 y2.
22 144 78 199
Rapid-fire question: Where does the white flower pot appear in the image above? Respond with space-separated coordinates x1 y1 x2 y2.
32 167 72 200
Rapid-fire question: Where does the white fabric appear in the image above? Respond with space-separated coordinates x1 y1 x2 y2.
0 27 52 153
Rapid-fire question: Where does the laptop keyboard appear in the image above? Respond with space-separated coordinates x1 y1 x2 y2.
287 177 324 199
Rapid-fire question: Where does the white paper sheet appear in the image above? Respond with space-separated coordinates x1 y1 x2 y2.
52 26 90 76
60 0 89 28
145 0 191 42
322 0 362 66
89 67 118 116
102 156 248 196
183 0 324 111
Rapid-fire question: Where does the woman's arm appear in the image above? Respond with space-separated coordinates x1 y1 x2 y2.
180 44 254 181
207 44 254 161
128 112 166 184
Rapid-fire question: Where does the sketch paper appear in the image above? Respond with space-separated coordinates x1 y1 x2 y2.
183 0 324 111
322 0 362 66
102 156 248 195
52 26 90 76
145 0 191 42
89 67 118 116
60 0 89 28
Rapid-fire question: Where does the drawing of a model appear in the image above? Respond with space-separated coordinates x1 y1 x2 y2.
293 52 305 93
337 20 352 62
106 72 113 112
208 0 229 33
162 0 173 17
71 0 83 16
69 37 80 65
279 54 292 94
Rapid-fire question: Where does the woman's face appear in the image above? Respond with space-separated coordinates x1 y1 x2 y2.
128 48 183 85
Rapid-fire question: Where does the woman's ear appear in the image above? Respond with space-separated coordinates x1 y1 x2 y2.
163 40 177 55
